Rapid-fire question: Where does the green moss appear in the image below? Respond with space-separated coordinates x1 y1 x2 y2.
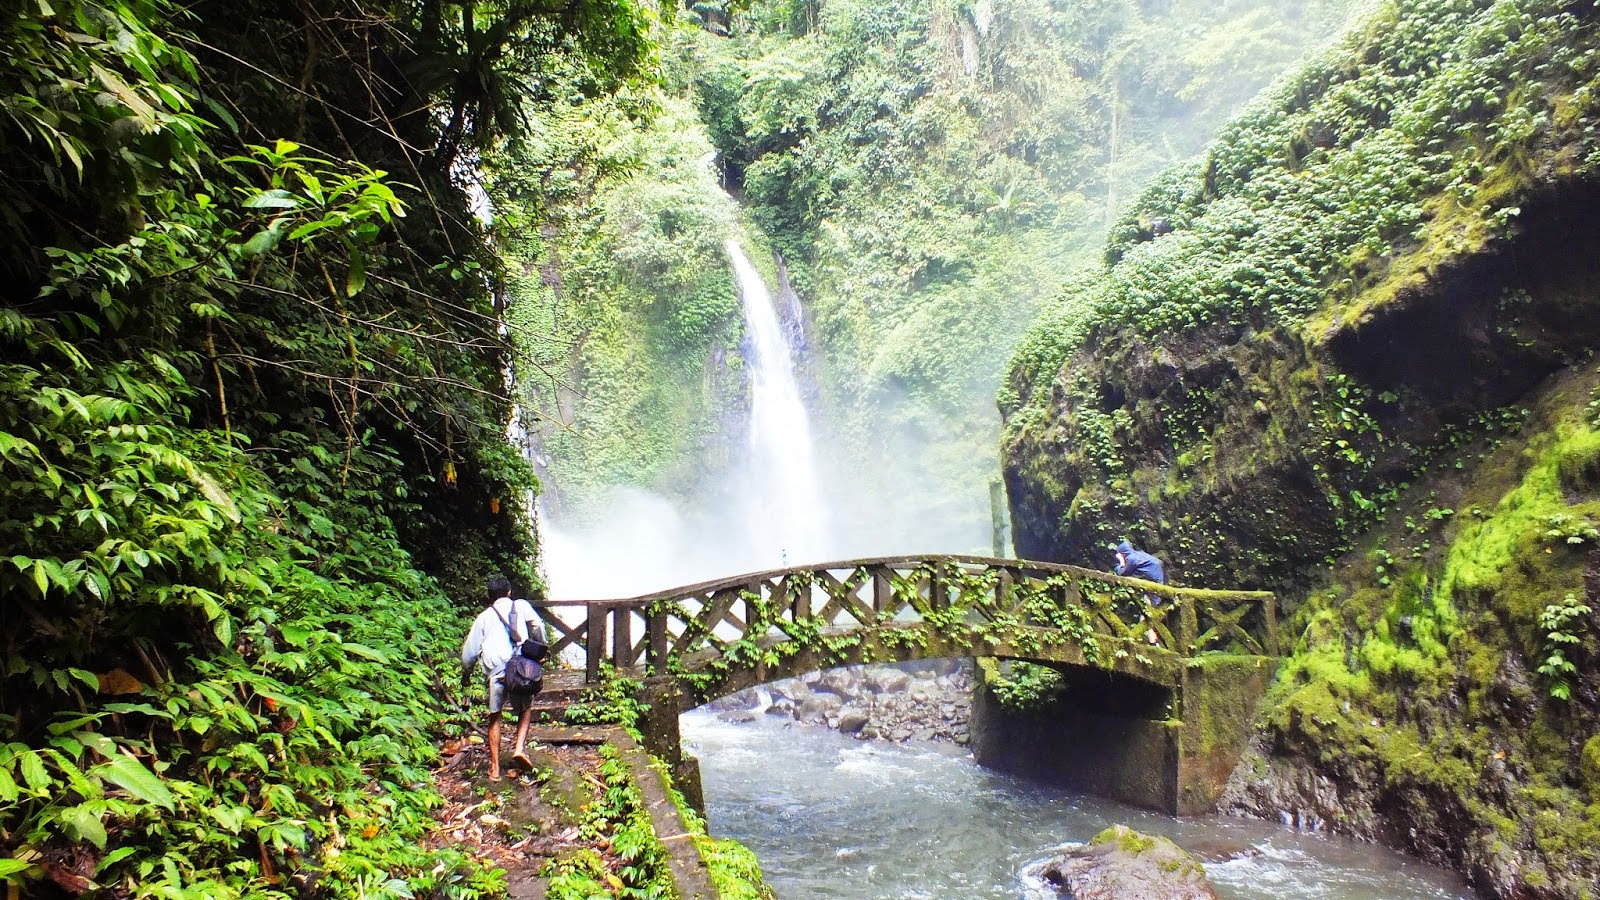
1581 736 1600 798
1557 428 1600 495
1256 371 1600 889
1088 825 1158 855
1185 655 1278 755
1436 414 1599 629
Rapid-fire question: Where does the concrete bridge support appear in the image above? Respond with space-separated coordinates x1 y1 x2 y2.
970 655 1278 815
637 678 706 815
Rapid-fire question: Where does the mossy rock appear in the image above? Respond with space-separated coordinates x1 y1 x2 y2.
1037 826 1217 900
1557 429 1600 496
1581 735 1600 799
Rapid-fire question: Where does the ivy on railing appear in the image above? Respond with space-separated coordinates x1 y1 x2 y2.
559 556 1276 698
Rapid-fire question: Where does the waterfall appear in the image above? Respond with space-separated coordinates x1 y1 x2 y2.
536 239 831 602
727 239 829 567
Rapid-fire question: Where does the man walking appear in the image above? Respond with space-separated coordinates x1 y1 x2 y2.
460 575 539 780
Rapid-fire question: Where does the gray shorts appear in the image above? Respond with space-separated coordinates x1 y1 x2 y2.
487 673 530 715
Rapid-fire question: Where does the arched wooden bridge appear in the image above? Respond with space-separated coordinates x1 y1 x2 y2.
531 555 1276 700
529 555 1279 815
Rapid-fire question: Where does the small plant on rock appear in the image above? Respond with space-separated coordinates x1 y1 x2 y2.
1537 593 1592 701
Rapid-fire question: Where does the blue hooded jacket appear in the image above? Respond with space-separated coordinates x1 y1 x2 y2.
1113 540 1166 584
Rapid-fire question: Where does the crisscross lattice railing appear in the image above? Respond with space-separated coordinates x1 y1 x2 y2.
530 556 1277 684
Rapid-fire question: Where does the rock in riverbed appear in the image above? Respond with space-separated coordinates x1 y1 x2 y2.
710 660 975 744
1032 826 1217 900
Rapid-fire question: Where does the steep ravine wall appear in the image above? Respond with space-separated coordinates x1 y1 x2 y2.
1001 0 1600 895
1006 181 1600 587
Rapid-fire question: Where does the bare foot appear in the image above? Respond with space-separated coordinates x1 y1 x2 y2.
510 751 532 770
488 770 502 782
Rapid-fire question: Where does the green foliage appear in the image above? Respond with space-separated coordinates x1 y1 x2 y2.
563 669 651 731
544 746 675 900
515 0 1354 540
695 0 1355 535
1537 593 1592 701
0 0 656 894
412 0 657 169
1262 384 1600 891
1007 0 1600 418
986 660 1067 711
494 88 744 508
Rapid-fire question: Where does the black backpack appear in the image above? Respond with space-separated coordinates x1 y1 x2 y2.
494 606 545 697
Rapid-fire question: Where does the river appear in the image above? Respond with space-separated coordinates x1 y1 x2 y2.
681 710 1475 900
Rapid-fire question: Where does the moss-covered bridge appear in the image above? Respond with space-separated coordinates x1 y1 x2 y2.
533 555 1280 814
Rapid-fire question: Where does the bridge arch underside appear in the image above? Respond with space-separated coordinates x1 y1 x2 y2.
667 623 1182 710
601 556 1280 816
641 627 1273 817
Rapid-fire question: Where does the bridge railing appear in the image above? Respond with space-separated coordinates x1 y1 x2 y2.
532 556 1277 682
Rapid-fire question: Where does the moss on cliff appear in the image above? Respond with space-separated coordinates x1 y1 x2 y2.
1002 0 1600 586
1002 0 1600 894
1245 370 1600 895
495 92 750 514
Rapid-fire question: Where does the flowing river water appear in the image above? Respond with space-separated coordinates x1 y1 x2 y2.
682 710 1476 900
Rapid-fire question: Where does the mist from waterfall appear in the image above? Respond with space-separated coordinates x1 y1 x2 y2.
538 236 834 601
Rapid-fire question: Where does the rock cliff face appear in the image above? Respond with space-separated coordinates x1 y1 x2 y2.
1001 0 1600 895
1005 186 1600 589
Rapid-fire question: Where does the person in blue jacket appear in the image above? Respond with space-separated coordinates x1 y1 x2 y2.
1111 540 1166 585
1111 540 1168 644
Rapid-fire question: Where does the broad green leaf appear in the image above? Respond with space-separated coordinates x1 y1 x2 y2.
96 846 136 873
240 226 282 256
93 754 174 811
77 730 116 759
59 804 107 849
210 804 247 832
18 751 49 791
243 188 298 209
68 668 98 692
342 643 389 664
0 857 32 876
346 251 366 296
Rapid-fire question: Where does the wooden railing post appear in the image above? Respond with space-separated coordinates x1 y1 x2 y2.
872 568 893 616
1262 595 1279 656
613 604 633 670
585 603 604 684
1179 591 1198 655
648 607 668 673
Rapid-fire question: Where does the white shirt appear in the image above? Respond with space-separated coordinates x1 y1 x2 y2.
460 596 538 678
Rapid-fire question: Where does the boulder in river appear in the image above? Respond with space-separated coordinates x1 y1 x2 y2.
867 668 910 693
1035 825 1217 900
837 707 870 734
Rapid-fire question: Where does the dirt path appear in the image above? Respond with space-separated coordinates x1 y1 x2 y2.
431 735 607 899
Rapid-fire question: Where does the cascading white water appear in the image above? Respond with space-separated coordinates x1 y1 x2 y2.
535 238 832 601
727 238 829 567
